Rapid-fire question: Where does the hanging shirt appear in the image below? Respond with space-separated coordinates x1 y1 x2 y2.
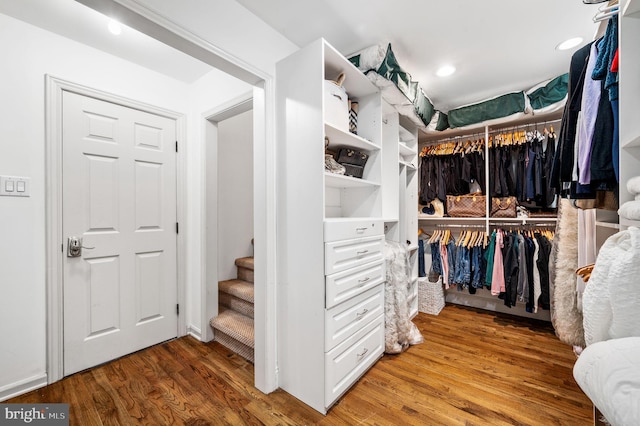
440 241 449 289
491 230 506 296
577 41 601 185
485 231 497 288
532 237 541 313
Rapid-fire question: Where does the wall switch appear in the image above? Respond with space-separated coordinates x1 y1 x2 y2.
0 176 30 197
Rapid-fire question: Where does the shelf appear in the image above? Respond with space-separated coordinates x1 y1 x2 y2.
399 160 417 170
323 41 378 99
324 172 380 188
325 123 379 153
398 125 415 143
624 0 640 18
595 221 620 230
398 142 415 157
621 134 640 149
620 217 640 228
418 216 484 221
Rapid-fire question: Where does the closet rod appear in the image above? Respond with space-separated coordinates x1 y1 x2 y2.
490 222 557 227
433 223 486 229
487 118 562 134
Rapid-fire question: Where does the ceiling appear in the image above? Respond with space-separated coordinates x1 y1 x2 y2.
235 0 605 112
0 0 212 83
1 0 606 113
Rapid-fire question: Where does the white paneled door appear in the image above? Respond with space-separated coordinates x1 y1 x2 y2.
62 91 178 375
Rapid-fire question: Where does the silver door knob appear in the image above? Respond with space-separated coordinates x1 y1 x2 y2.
67 236 94 257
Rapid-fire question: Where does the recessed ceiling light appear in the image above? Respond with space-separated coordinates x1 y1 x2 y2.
556 37 583 51
108 19 122 35
436 65 456 77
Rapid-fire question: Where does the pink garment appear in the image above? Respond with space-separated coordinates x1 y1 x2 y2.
440 241 449 289
491 230 505 296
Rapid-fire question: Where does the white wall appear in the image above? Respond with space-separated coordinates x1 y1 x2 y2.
0 12 250 399
217 110 254 280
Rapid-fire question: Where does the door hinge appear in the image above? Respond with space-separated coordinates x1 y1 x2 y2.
176 222 179 234
61 243 64 252
176 304 179 315
175 141 178 152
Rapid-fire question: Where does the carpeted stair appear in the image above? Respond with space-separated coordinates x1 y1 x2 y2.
210 256 255 363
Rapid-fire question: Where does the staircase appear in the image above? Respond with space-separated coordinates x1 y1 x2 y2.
210 256 255 363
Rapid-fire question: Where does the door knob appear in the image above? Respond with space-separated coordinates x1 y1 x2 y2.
67 236 95 257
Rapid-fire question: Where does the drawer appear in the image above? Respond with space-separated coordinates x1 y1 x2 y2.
325 285 384 350
325 235 384 275
326 259 384 309
324 219 383 243
325 314 384 408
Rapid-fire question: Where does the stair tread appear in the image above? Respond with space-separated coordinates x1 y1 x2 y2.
210 308 254 348
218 279 254 303
235 257 254 271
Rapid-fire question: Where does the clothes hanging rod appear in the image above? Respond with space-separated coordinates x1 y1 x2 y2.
490 221 557 227
433 223 487 229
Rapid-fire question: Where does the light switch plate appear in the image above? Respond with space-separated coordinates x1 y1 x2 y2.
0 176 30 197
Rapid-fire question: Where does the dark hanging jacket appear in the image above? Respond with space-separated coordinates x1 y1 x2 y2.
551 42 593 189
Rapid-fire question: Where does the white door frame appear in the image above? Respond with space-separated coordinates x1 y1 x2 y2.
45 75 188 383
201 91 254 344
60 0 279 393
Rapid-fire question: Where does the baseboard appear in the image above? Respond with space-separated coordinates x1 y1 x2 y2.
187 325 203 341
0 373 48 402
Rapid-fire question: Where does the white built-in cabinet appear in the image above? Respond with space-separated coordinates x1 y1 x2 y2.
275 38 418 414
619 0 640 229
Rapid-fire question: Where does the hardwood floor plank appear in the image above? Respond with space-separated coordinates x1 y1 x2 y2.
6 304 592 425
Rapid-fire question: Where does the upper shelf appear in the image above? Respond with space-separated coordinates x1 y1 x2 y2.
398 142 415 157
323 41 378 99
398 124 415 143
624 0 640 18
325 123 380 153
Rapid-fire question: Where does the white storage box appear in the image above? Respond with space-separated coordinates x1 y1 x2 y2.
418 276 445 315
324 80 349 131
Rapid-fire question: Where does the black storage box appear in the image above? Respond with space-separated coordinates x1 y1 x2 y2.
342 163 364 179
336 148 369 166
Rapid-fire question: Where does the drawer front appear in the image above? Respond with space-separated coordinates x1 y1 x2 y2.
325 285 384 350
325 314 384 408
324 219 383 243
325 259 384 309
325 235 384 275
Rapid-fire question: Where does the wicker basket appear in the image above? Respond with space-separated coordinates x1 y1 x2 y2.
418 276 445 315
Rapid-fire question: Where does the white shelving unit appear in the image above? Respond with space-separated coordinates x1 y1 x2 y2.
276 38 385 414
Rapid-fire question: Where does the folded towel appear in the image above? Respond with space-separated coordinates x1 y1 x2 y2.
627 175 640 195
619 200 640 221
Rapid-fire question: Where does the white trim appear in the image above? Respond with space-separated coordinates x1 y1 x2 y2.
201 91 254 344
45 75 187 383
0 374 48 402
187 325 202 341
253 79 279 392
76 0 263 85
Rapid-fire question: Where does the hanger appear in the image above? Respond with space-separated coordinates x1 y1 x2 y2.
593 2 619 22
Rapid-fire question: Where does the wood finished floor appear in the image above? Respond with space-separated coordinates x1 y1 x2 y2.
8 304 593 425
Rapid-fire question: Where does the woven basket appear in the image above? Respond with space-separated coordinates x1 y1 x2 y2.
418 277 445 315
